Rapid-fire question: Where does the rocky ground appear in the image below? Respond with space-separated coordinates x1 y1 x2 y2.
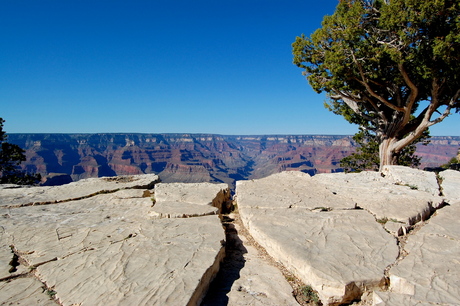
236 166 460 305
0 175 229 305
1 166 459 305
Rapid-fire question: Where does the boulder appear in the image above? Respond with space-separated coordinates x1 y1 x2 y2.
0 176 226 305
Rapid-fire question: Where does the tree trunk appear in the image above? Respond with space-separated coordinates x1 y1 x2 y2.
379 138 398 171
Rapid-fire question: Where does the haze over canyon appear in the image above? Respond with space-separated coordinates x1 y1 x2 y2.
8 133 460 186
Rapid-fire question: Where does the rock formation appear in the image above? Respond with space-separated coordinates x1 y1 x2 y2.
8 133 460 186
1 166 459 305
0 175 229 305
235 166 460 305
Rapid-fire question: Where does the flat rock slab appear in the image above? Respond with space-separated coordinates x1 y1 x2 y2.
227 245 299 306
151 182 230 218
149 201 219 218
0 174 159 207
236 173 399 305
313 172 444 229
381 165 440 196
202 212 299 306
439 169 460 203
0 177 226 306
0 277 56 305
236 171 356 210
389 202 460 305
154 182 229 205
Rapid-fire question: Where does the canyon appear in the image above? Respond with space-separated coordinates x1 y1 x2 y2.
7 133 460 186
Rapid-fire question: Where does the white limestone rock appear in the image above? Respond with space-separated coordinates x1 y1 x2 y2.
381 165 440 196
151 182 230 217
149 201 219 218
0 181 226 306
235 171 356 211
313 171 444 227
0 174 159 207
154 182 229 205
389 202 460 305
227 245 299 306
236 173 399 305
439 169 460 203
0 277 56 305
372 291 432 306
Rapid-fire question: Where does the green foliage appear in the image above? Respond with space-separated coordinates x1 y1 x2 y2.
441 148 460 170
293 0 460 168
341 127 430 172
0 118 41 185
300 285 320 305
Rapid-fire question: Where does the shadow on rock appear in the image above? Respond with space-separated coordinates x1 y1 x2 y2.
201 219 247 306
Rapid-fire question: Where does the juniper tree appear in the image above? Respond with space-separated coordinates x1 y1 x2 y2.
0 118 40 184
293 0 460 170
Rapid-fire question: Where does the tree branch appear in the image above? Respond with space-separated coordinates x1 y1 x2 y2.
350 50 404 113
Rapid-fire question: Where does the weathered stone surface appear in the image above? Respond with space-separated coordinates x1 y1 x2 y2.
149 201 219 218
0 174 159 207
0 177 226 306
202 212 299 306
227 245 299 306
0 277 56 305
150 182 230 218
439 169 460 203
372 291 432 306
235 171 356 211
389 202 460 305
381 165 440 196
313 171 444 227
236 173 399 305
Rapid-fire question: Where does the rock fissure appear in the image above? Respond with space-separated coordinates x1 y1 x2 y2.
202 208 309 306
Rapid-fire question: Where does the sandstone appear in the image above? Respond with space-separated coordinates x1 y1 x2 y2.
0 174 160 207
389 202 460 305
0 177 226 305
236 173 399 305
438 169 460 203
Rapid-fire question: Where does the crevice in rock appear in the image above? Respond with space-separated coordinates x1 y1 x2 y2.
6 245 61 304
200 212 246 305
202 202 319 306
435 172 445 196
8 246 20 273
382 200 452 292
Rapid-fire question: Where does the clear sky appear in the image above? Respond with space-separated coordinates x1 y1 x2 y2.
1 0 459 136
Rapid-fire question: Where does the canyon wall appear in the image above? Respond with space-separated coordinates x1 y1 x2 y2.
7 133 460 185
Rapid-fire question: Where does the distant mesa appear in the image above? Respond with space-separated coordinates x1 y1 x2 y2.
8 133 460 186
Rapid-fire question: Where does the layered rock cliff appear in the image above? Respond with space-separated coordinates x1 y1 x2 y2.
8 133 460 185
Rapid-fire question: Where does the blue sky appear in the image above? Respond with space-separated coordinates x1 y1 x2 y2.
1 0 459 136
